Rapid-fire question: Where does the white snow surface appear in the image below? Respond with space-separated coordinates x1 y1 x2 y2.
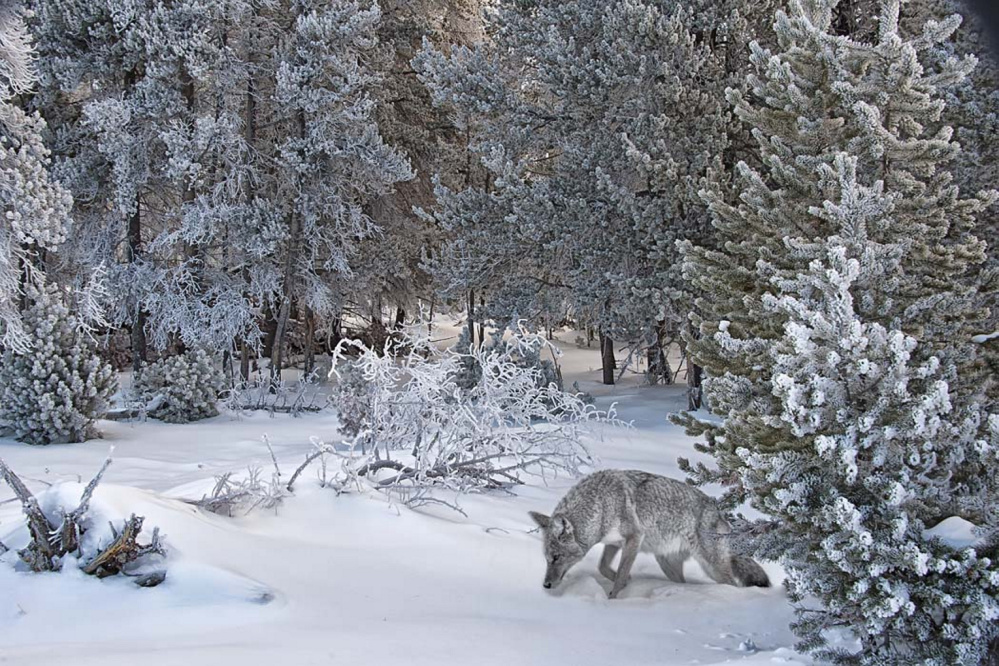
0 332 806 665
924 516 982 549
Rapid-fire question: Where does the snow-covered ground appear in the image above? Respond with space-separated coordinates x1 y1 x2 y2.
0 331 806 665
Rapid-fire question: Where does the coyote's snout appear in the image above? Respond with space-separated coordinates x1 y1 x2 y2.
529 469 770 598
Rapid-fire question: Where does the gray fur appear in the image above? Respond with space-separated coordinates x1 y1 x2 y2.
529 469 771 598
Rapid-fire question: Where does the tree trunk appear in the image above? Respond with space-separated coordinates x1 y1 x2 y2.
261 301 278 360
477 295 485 346
270 111 306 385
467 288 476 348
394 305 406 329
239 25 257 387
427 297 434 337
647 321 671 385
127 202 146 374
687 362 703 411
303 306 315 376
239 339 250 383
600 333 615 385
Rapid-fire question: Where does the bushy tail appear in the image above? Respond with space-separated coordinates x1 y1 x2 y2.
731 555 770 588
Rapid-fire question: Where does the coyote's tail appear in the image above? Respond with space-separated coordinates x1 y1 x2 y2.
731 555 770 588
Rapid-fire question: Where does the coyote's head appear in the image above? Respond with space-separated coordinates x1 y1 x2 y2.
529 511 585 590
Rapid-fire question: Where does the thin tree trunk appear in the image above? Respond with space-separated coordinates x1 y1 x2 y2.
127 202 146 374
600 333 615 386
239 339 250 383
648 321 671 385
303 306 315 376
687 362 703 411
477 295 485 346
240 25 257 387
467 288 476 348
270 111 306 385
394 305 405 329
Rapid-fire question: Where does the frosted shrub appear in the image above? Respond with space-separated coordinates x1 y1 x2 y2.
739 247 999 664
326 328 617 507
133 349 225 423
0 284 116 445
330 359 376 442
448 325 563 394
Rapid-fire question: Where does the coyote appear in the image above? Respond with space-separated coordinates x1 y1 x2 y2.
529 469 770 598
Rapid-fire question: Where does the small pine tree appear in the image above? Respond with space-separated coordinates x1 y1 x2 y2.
133 349 225 424
748 243 999 663
676 1 999 662
0 283 117 445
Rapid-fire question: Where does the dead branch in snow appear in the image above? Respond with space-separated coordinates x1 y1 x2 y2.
82 515 164 577
0 454 165 582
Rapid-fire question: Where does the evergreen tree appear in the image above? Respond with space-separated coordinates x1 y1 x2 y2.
753 240 999 663
263 0 413 380
677 0 998 660
415 0 758 372
0 0 72 352
0 282 117 444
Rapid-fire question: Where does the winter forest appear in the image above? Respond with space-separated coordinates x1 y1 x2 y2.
1 0 998 664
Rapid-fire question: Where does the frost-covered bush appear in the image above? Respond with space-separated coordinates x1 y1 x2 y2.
133 349 225 423
448 324 563 395
734 247 999 664
330 359 376 442
0 283 116 445
327 328 616 506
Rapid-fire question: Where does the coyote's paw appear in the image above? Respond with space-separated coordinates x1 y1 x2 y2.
608 578 630 599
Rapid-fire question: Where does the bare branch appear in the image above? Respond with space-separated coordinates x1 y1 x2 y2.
0 456 58 570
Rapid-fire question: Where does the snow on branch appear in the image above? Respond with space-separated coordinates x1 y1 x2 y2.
316 326 622 508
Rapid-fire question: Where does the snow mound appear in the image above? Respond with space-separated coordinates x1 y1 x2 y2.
1 483 277 648
924 516 982 549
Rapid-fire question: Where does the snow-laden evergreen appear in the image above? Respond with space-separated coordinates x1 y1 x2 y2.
28 0 412 376
742 243 999 663
414 0 765 355
0 283 117 445
677 1 999 661
679 0 994 499
133 349 225 424
0 0 72 353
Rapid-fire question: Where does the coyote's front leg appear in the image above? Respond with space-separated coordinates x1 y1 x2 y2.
608 534 642 599
598 544 620 581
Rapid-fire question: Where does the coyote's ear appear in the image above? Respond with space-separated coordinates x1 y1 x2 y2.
552 516 574 540
529 511 551 530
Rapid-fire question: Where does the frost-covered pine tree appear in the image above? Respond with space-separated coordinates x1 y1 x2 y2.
264 0 413 380
29 0 265 368
676 1 998 661
343 0 483 332
746 241 999 663
133 348 225 423
679 0 994 492
0 0 72 352
0 283 117 444
415 0 759 371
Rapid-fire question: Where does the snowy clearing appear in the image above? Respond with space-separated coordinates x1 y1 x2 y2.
1 341 804 666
